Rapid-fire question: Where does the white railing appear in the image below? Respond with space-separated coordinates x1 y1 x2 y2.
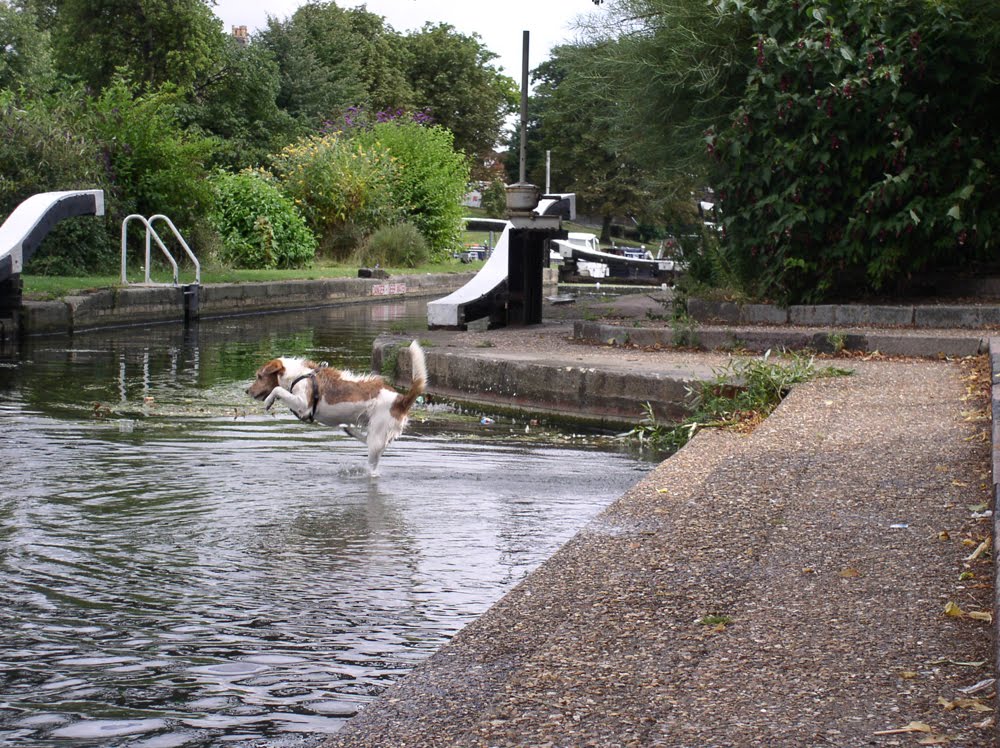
121 214 200 286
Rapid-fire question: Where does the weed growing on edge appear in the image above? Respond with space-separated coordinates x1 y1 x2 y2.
624 350 852 452
380 343 400 381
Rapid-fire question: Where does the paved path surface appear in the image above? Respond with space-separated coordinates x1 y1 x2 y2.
324 320 995 747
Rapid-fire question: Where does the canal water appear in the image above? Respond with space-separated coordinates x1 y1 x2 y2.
0 300 651 747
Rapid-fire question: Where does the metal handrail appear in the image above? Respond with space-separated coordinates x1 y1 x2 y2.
121 214 200 286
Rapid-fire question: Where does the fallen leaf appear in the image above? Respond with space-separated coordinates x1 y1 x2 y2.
944 601 964 617
917 736 949 745
900 671 920 679
954 697 992 712
957 677 995 694
964 538 990 562
839 567 861 578
874 721 934 735
938 530 950 541
968 611 993 623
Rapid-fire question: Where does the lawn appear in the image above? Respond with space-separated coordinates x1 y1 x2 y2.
22 259 485 300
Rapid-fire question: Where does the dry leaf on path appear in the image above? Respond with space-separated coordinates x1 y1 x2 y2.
944 601 964 617
874 720 934 735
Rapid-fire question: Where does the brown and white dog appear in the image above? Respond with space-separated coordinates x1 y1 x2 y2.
247 340 427 475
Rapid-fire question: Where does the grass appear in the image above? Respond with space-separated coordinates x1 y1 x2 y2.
625 350 853 452
22 258 485 300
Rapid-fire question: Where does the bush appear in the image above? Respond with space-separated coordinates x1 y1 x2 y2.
481 179 507 218
0 88 117 274
208 170 316 268
269 132 398 258
355 222 429 268
90 77 217 231
707 0 999 303
354 121 470 259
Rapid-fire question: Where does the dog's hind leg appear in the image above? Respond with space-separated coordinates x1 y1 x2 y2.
342 424 368 444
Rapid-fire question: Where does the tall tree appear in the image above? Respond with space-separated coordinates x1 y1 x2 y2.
48 0 225 90
0 0 56 92
257 2 410 127
403 23 518 173
524 43 656 241
184 35 295 169
578 0 750 183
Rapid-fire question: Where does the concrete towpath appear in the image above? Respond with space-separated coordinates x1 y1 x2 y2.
325 330 994 746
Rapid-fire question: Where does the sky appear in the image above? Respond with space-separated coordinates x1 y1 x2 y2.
213 0 603 83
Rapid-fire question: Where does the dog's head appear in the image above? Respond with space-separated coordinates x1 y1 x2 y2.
246 359 285 400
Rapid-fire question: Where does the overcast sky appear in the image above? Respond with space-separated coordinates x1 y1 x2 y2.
212 0 603 83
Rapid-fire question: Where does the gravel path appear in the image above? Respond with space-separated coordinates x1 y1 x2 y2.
323 329 994 746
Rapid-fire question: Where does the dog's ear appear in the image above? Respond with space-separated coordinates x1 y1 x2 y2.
260 359 284 377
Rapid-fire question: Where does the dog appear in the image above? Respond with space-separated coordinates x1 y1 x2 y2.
247 340 427 475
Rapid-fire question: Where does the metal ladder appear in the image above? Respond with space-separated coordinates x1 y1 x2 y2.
120 214 200 286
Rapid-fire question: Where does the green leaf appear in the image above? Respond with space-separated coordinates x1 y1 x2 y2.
947 205 962 221
840 46 854 62
812 8 825 23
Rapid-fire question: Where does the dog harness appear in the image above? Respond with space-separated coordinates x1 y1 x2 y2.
288 363 327 423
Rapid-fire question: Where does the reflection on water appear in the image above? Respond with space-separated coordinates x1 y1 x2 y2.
0 301 647 747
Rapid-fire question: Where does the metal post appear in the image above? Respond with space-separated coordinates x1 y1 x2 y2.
519 30 529 184
546 150 551 194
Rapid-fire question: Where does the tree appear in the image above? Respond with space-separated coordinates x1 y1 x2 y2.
524 43 656 242
404 23 518 173
47 0 225 90
0 0 56 92
577 0 750 184
257 2 410 128
184 35 295 170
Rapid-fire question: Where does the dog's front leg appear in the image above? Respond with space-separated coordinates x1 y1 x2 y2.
263 386 311 419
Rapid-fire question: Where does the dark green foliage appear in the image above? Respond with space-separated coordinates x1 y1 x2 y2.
525 44 658 240
0 1 55 92
707 0 999 302
0 88 116 273
357 222 429 268
184 36 296 170
47 0 224 90
208 170 316 269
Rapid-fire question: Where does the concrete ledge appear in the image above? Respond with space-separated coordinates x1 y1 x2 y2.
575 321 988 358
375 336 708 425
20 273 476 335
688 298 1000 330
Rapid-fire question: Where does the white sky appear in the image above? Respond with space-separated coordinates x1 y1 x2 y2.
213 0 602 83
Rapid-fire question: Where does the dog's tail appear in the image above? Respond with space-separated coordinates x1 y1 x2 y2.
391 340 427 418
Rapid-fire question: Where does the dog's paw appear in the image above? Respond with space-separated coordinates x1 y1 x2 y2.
263 394 276 412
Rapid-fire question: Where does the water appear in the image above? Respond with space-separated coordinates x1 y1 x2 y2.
0 300 650 747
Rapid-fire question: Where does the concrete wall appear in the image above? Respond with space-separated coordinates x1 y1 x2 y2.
375 336 698 427
20 273 476 335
